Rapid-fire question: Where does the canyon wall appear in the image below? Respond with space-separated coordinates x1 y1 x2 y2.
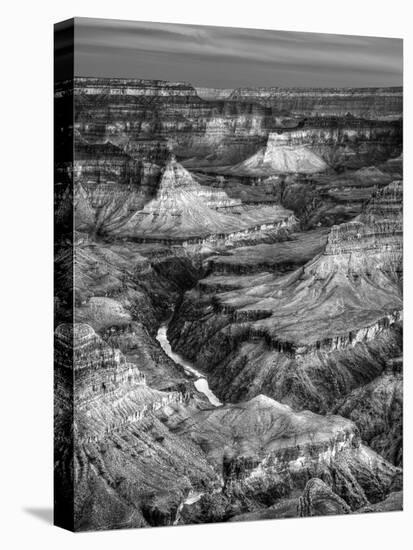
228 87 403 119
52 78 403 245
169 181 403 412
67 78 402 173
55 75 403 531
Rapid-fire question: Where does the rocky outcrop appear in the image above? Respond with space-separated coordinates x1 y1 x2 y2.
55 323 185 440
205 229 328 275
73 140 169 227
229 132 328 174
71 77 272 167
120 158 297 241
59 77 403 244
73 152 299 241
357 491 403 513
54 322 221 530
217 123 402 172
227 87 403 120
169 181 403 411
168 395 400 520
55 76 403 531
334 358 403 466
64 79 403 177
56 319 400 530
229 481 402 522
298 478 351 517
195 87 234 101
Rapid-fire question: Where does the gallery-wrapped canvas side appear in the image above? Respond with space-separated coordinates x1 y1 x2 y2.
54 18 75 532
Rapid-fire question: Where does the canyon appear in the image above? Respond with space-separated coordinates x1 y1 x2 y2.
54 77 403 531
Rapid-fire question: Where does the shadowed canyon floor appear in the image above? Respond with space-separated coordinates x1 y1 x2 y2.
55 77 403 531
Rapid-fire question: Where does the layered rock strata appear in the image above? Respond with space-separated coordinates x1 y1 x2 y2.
335 357 402 466
64 78 402 174
55 322 220 530
55 76 403 531
228 132 328 175
169 395 400 523
169 181 403 411
227 87 402 120
121 158 296 240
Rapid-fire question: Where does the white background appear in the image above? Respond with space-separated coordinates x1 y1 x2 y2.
0 1 410 548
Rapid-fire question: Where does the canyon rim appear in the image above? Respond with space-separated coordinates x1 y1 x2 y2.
54 18 403 531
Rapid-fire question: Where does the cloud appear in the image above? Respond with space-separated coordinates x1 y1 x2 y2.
74 17 403 88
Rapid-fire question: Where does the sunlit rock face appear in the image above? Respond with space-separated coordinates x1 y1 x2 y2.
55 315 401 529
71 151 298 241
71 78 274 166
227 87 403 120
195 87 235 100
56 77 402 242
55 73 403 531
55 323 182 441
168 394 400 522
58 323 143 414
229 132 328 174
169 181 403 412
54 322 220 531
120 158 297 241
215 123 401 174
66 79 402 173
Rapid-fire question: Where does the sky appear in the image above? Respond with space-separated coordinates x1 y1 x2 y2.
74 17 403 88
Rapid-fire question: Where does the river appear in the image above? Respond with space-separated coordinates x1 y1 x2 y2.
156 323 222 407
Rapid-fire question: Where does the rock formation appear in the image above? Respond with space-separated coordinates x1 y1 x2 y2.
122 158 297 240
227 87 403 119
229 132 328 174
169 395 400 522
298 478 351 517
169 181 403 412
335 357 402 466
55 75 403 531
56 78 403 174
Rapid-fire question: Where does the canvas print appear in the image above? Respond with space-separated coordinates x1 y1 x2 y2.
54 18 403 531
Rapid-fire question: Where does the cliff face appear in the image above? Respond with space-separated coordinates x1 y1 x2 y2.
334 357 402 466
228 87 403 119
57 78 402 243
73 157 297 241
169 394 400 523
201 155 401 232
208 122 401 174
58 232 401 530
72 77 273 166
55 318 400 530
298 478 351 517
56 75 403 530
195 87 234 100
229 132 328 174
56 323 172 439
67 79 402 174
55 322 221 530
270 123 401 168
122 158 296 240
169 181 403 412
205 229 329 276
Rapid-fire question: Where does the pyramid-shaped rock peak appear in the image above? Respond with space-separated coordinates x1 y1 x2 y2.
232 132 328 174
263 133 328 173
158 157 200 194
124 155 295 240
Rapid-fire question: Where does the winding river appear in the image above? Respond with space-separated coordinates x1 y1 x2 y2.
156 323 222 407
